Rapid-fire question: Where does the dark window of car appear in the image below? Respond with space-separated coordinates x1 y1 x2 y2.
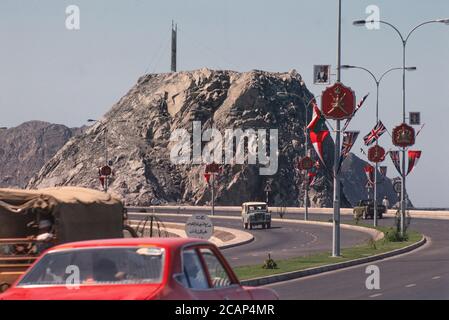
199 248 233 288
181 249 209 290
248 205 266 211
18 247 165 286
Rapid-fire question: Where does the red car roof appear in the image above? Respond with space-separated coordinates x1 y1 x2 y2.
49 237 210 251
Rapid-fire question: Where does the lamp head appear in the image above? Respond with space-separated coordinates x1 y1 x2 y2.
353 20 368 26
436 18 449 24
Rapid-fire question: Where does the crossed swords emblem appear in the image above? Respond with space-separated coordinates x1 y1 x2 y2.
329 86 350 115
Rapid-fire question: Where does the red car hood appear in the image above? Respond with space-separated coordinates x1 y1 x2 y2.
0 284 163 300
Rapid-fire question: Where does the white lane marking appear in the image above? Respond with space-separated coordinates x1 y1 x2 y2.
369 293 382 298
432 276 441 280
405 284 417 288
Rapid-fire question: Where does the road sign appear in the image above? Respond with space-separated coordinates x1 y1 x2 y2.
409 112 421 125
368 145 386 163
313 65 331 85
264 183 272 193
392 123 415 148
298 156 314 170
100 165 112 176
205 162 220 173
185 213 214 240
321 82 356 120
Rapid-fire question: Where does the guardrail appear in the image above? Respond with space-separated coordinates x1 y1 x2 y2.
126 206 449 218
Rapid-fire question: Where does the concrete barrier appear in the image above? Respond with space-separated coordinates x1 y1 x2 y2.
127 206 449 220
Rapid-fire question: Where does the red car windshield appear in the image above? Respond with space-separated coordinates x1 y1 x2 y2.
17 247 165 287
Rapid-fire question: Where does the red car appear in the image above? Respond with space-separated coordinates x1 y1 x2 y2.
0 238 278 300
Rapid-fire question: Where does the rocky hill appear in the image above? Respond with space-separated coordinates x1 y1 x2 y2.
0 121 80 188
340 153 398 207
27 69 397 207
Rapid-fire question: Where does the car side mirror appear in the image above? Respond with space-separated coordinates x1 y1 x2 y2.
0 283 11 293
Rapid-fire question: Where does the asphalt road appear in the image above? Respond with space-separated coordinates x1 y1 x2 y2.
267 216 449 299
129 213 371 267
132 207 449 299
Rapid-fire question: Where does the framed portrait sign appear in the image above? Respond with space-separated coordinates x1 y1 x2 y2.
313 65 331 85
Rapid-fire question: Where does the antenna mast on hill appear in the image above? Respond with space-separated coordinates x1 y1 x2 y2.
171 21 177 72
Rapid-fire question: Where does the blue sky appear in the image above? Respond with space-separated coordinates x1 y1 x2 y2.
0 0 448 207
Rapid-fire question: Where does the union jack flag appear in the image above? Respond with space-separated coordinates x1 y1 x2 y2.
342 93 369 131
341 131 360 158
389 150 401 175
337 131 359 172
363 120 386 146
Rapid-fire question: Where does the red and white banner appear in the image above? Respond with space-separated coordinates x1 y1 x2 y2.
308 170 318 186
204 173 211 185
308 100 329 167
364 164 375 185
407 150 422 176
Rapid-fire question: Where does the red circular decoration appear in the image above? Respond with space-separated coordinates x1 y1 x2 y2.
321 82 356 120
368 145 386 163
100 165 112 176
392 123 415 147
298 156 314 170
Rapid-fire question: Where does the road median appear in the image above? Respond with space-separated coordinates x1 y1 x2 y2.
239 228 425 286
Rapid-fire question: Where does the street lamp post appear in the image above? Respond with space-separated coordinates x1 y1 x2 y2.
353 18 449 236
340 65 416 227
333 0 343 257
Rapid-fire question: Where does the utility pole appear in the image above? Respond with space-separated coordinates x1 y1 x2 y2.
171 21 177 72
211 174 215 216
332 0 342 257
304 99 309 221
104 126 108 192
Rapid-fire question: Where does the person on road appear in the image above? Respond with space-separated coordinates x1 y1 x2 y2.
382 196 390 214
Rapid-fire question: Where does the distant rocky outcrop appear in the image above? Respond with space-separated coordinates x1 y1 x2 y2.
340 153 399 207
0 121 81 188
27 69 400 207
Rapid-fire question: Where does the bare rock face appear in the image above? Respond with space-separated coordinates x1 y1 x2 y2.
27 69 398 208
28 69 339 206
0 121 76 188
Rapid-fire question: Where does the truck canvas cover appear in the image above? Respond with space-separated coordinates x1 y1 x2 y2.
0 187 124 243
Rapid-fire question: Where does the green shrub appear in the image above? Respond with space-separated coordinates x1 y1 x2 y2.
384 228 409 242
262 253 278 269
